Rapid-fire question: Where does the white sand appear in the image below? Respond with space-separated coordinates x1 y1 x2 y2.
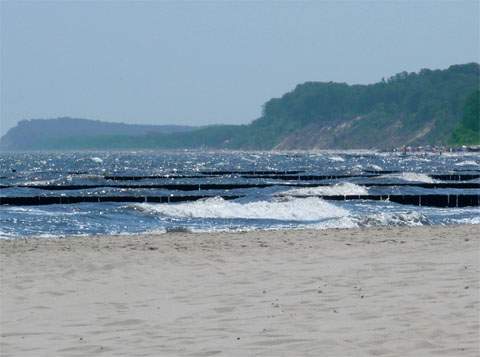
1 225 479 356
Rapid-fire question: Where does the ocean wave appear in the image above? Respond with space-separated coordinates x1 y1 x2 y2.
0 230 13 239
3 206 80 216
21 179 56 186
306 216 358 230
280 183 368 196
355 211 430 227
449 216 480 225
455 160 479 167
328 156 345 162
0 231 65 239
132 196 349 221
366 164 383 171
67 174 105 181
91 157 104 164
379 172 435 183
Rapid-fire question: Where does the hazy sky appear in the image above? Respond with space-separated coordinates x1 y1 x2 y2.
1 1 479 135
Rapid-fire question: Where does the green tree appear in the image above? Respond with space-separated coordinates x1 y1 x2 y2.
451 90 480 145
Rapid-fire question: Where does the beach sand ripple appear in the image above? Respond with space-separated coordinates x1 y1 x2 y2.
1 225 479 356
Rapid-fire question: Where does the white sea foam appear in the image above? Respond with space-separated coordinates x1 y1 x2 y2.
0 230 13 239
413 157 431 162
455 160 479 167
450 216 480 225
380 172 435 183
21 180 55 186
0 231 62 239
4 206 79 216
355 211 430 227
280 183 368 196
66 174 104 182
91 157 103 164
307 216 358 230
352 164 364 172
328 156 345 162
367 164 383 171
133 197 348 221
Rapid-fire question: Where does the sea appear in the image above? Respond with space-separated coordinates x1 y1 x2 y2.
0 150 479 238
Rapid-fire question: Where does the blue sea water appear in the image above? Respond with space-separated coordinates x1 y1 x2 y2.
0 150 479 238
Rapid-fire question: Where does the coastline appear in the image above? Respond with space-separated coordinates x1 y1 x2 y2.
1 225 479 356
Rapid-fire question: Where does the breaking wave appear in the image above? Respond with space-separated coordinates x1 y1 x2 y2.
132 196 349 221
328 156 345 162
355 211 431 227
280 182 368 196
130 196 433 229
21 179 56 186
380 172 435 183
366 164 383 171
455 160 479 167
90 157 104 164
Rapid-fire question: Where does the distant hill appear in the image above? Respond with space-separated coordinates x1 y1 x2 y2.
1 63 478 150
0 117 195 150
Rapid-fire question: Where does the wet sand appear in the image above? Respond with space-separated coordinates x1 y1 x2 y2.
1 225 479 356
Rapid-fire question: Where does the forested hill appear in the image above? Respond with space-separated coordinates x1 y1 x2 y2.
1 63 478 150
0 118 194 150
247 63 480 149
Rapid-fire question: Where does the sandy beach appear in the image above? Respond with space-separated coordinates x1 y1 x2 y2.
1 225 479 356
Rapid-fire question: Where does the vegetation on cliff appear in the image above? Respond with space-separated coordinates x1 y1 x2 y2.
451 90 480 145
240 62 479 149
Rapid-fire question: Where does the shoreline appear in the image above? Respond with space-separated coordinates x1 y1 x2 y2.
1 223 478 243
1 225 479 356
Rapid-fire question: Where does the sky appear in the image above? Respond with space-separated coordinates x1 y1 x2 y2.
1 1 479 135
